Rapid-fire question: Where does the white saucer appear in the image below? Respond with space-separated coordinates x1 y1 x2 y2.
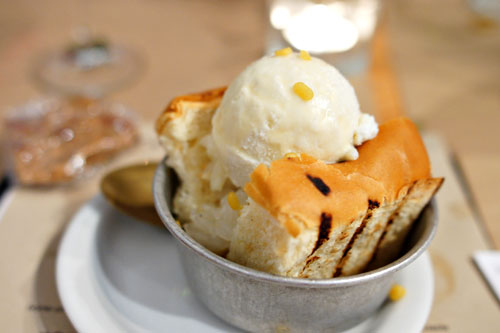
56 195 434 333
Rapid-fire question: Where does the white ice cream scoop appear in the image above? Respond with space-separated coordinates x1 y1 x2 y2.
211 51 378 187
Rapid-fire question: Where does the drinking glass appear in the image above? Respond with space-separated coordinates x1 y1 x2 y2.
267 0 381 75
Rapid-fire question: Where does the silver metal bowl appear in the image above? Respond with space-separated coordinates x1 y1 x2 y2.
153 159 437 333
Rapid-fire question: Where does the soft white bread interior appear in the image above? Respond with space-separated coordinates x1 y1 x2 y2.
156 88 240 254
228 199 318 275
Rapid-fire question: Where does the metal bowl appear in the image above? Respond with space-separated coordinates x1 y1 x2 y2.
153 159 437 333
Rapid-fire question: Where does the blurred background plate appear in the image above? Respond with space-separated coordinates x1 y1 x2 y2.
33 45 143 98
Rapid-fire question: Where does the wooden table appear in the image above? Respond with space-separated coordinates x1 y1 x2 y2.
0 0 499 332
386 0 500 249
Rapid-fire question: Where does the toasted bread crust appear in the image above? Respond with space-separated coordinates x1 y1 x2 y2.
242 117 442 277
366 177 444 270
244 118 432 237
155 86 226 135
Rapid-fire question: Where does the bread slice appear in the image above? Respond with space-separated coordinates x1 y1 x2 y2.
231 118 443 278
156 87 226 139
156 87 240 254
155 87 227 194
228 177 442 278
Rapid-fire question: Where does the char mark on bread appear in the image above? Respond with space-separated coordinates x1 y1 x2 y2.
368 199 380 209
333 201 377 277
311 212 333 253
305 256 320 265
306 174 331 196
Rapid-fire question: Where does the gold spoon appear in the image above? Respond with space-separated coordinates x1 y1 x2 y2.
100 161 164 227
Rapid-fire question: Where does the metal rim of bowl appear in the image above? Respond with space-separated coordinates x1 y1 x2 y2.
153 157 438 288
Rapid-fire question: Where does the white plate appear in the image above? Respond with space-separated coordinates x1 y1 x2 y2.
57 195 434 333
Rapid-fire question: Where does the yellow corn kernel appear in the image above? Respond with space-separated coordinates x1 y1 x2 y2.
275 47 292 56
175 219 182 227
293 82 314 101
284 152 302 161
299 50 311 60
389 284 406 301
227 191 243 211
275 324 290 333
